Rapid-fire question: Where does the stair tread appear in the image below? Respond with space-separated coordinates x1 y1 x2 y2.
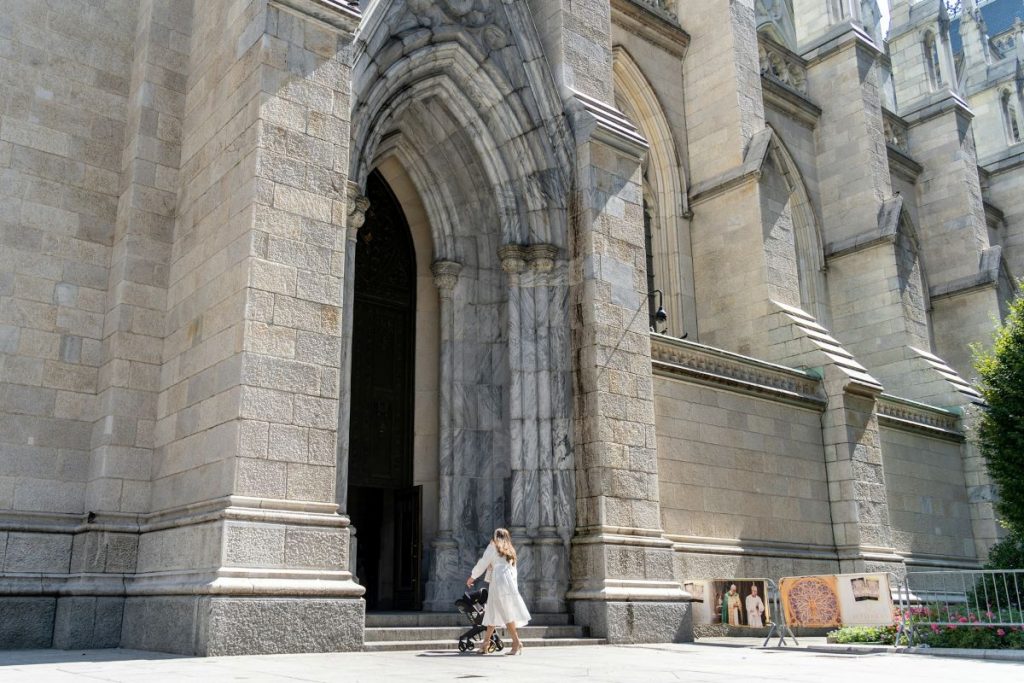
363 637 607 651
364 626 585 641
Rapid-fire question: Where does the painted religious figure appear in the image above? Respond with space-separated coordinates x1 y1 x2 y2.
745 584 766 627
721 584 742 626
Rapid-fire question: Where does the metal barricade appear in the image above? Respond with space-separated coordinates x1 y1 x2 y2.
895 569 1024 646
763 577 798 647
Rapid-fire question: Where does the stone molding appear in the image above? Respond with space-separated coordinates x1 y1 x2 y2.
825 195 903 260
928 245 1003 301
610 0 689 57
650 333 826 407
270 0 361 31
570 89 649 158
761 77 821 129
666 534 842 562
876 394 964 441
689 128 772 205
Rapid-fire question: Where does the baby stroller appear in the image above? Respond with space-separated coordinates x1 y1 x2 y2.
454 588 505 653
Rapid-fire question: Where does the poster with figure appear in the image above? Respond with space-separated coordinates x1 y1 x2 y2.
687 578 770 627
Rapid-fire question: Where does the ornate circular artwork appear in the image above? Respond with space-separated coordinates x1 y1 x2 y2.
786 577 840 627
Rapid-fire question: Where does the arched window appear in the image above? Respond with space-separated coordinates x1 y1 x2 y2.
1001 89 1022 145
828 0 850 23
923 32 942 90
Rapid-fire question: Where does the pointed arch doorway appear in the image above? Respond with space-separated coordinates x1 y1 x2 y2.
347 169 422 611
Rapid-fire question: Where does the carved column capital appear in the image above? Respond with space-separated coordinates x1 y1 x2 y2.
346 181 370 232
527 243 559 273
498 244 528 275
431 260 462 293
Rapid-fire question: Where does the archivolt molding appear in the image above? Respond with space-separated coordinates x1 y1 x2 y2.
613 46 691 335
350 0 573 249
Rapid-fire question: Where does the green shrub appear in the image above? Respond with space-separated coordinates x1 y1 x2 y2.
827 624 899 645
974 293 1024 549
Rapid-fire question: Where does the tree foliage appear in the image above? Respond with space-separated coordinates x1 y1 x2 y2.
974 293 1024 567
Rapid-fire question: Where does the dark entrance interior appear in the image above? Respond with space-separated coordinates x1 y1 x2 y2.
348 170 422 611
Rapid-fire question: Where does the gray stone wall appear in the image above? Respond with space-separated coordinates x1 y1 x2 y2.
655 378 832 549
881 426 977 563
1 0 139 517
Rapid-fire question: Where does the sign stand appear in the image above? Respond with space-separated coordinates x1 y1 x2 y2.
763 578 799 647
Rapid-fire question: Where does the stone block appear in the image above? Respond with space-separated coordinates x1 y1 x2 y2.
52 596 124 649
572 600 692 643
3 531 71 572
0 597 55 649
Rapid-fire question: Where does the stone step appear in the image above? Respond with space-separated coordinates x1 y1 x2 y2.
364 624 586 642
364 611 572 627
363 637 607 652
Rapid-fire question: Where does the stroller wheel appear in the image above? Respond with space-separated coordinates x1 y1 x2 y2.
495 639 504 651
458 641 467 652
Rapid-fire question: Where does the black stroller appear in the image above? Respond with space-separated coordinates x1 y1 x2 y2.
454 588 505 653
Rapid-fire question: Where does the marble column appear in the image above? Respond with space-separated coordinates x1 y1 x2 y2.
336 182 370 516
528 244 567 613
424 260 462 610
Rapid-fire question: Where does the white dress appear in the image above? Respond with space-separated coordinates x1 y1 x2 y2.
471 542 532 627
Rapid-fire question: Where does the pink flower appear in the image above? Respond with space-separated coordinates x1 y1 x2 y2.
986 611 995 620
997 629 1006 637
931 624 940 633
959 616 968 623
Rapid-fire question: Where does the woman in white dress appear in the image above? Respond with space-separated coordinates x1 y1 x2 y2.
466 528 531 655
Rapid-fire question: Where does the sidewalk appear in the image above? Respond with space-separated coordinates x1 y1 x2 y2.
1 641 1022 682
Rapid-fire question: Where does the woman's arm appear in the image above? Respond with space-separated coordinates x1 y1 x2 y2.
467 543 496 585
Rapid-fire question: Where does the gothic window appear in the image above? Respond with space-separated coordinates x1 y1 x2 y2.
923 32 942 90
1001 90 1022 145
895 213 931 349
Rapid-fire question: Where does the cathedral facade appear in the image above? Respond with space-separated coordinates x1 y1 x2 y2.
0 0 1021 654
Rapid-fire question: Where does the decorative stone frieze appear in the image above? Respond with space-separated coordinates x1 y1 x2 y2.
876 394 963 439
650 334 826 406
759 37 808 95
883 109 910 153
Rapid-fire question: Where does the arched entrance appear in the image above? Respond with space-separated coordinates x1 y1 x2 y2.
348 169 421 611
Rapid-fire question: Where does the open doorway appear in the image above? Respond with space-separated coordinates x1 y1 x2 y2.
348 170 422 611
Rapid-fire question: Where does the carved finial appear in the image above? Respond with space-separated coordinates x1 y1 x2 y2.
346 181 370 230
431 260 462 292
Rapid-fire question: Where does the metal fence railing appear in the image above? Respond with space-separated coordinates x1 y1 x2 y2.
895 569 1024 646
763 578 798 647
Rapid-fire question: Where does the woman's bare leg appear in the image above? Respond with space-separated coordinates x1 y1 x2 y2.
479 625 495 653
506 622 522 653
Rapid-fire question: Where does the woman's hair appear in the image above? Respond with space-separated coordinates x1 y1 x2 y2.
493 528 517 565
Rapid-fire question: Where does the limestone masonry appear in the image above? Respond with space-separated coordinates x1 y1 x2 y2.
0 0 1021 655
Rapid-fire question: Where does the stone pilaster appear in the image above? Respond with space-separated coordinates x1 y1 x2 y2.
423 259 463 611
566 93 690 642
335 182 370 517
123 0 365 655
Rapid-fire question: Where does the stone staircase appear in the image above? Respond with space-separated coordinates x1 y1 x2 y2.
363 612 606 652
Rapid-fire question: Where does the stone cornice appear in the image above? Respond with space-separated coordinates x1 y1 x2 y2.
611 0 689 57
979 145 1024 175
270 0 361 32
650 334 826 408
761 77 821 129
689 128 771 205
876 394 964 441
0 496 348 535
899 89 975 126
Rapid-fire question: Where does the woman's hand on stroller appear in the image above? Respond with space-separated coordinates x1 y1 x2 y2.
466 576 474 588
